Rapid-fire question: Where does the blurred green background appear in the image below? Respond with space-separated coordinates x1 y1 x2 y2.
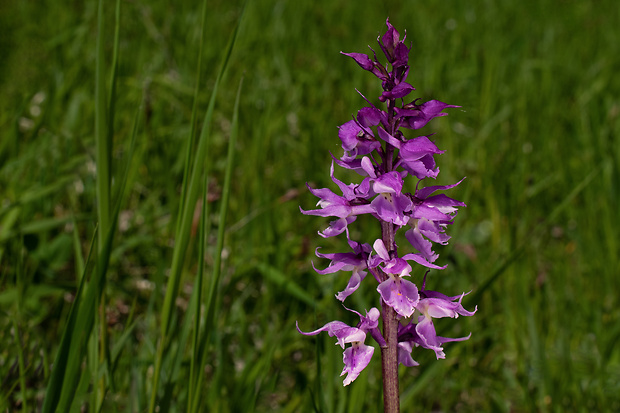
1 0 619 411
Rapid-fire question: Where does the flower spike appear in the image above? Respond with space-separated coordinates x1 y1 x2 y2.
299 20 475 396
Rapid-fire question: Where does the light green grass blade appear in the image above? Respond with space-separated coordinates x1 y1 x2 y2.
95 0 111 244
55 115 138 411
41 229 97 413
157 0 240 341
42 106 138 413
178 0 209 220
72 216 86 283
188 176 210 409
12 253 28 412
311 324 327 413
107 0 121 123
149 7 244 411
158 0 210 407
472 167 599 303
257 263 317 308
189 74 244 413
92 0 121 408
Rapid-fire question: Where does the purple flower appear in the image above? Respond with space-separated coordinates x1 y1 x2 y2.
376 127 445 180
370 171 413 226
338 118 381 159
342 19 413 103
405 218 443 264
397 290 476 360
357 106 388 130
340 52 388 81
357 157 413 226
377 276 419 318
300 162 375 237
397 321 470 364
336 104 390 171
396 341 420 367
313 232 372 302
297 307 382 385
380 79 415 102
396 100 461 130
405 180 466 266
378 18 409 68
397 135 445 179
368 239 420 317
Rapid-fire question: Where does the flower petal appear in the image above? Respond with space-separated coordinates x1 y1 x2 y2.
335 271 365 302
397 341 420 367
296 321 366 348
377 276 419 317
342 342 374 385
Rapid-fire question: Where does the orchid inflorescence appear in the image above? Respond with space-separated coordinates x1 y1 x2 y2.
297 19 476 386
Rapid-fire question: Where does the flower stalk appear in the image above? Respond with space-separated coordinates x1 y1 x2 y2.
380 134 398 411
298 19 476 412
381 301 400 412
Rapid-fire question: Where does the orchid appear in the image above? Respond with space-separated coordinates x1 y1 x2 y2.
313 231 372 302
398 289 477 361
297 307 382 386
298 19 476 410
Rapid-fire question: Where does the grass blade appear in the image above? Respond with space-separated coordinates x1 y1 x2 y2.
256 263 317 308
148 7 244 411
95 0 111 242
41 229 97 413
188 177 210 409
189 74 244 413
42 104 139 413
178 0 209 219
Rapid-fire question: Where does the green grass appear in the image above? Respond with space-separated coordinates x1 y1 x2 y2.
1 0 619 411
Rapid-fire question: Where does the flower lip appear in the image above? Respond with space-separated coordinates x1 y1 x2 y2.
296 305 384 385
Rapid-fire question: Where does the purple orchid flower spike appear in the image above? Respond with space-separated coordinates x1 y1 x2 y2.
299 20 475 407
297 307 382 385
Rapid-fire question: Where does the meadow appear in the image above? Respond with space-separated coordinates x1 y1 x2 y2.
0 0 619 411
